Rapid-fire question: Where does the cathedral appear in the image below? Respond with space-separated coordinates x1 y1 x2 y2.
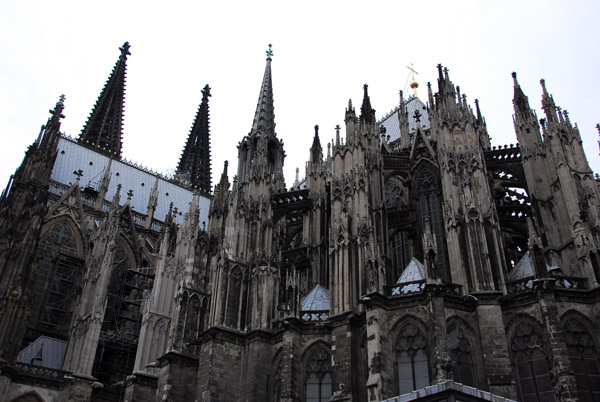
0 42 599 402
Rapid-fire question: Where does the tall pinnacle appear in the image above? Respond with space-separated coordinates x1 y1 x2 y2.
79 42 130 158
360 84 376 124
251 44 275 135
512 72 531 115
175 84 212 190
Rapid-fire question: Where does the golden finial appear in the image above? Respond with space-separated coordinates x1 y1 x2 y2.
407 63 419 97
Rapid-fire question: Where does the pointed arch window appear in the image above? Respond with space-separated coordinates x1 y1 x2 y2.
30 221 83 339
511 322 555 402
563 318 600 401
447 324 475 387
416 170 450 282
305 347 332 402
396 323 430 394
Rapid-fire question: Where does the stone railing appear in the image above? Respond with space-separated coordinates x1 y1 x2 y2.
301 310 329 322
11 362 68 381
508 275 587 293
507 277 534 293
387 280 426 296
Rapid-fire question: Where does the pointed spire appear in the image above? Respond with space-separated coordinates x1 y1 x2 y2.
216 160 230 192
511 72 532 115
79 42 130 158
540 79 558 123
175 84 212 190
38 94 66 154
360 84 376 124
251 44 275 135
310 125 323 162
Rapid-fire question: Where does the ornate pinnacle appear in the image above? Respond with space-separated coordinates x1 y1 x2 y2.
414 109 422 123
202 84 212 99
120 42 131 58
266 43 273 60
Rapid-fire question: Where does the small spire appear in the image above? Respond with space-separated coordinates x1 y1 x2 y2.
360 84 376 124
474 99 483 122
512 71 531 114
310 125 323 162
113 183 122 205
335 125 341 145
540 78 558 123
266 43 273 60
127 189 134 201
79 42 130 158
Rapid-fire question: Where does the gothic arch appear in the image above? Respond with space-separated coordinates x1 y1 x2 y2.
302 342 332 402
507 316 555 402
560 311 600 401
29 217 86 338
446 316 476 387
301 340 331 363
393 316 432 395
40 216 85 255
389 314 431 342
9 391 45 402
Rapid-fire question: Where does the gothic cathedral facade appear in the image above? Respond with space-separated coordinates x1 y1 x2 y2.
0 43 599 402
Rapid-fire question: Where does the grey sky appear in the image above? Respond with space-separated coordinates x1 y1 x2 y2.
1 1 599 192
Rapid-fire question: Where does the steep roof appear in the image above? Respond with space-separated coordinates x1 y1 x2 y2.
379 96 430 144
301 284 330 311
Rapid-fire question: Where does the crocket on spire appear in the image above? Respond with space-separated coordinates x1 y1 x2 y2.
79 42 130 158
175 84 212 191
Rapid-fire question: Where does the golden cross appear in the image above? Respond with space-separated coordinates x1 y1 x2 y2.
407 63 419 97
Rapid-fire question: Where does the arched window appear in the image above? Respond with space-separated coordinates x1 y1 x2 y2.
396 323 430 394
511 321 555 402
416 170 450 282
305 347 332 402
390 231 412 281
563 317 600 401
29 221 83 340
447 323 475 387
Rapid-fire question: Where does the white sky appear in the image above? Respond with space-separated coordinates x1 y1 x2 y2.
1 1 600 193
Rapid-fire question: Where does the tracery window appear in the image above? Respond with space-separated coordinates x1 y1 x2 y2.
563 318 600 401
305 347 332 402
390 231 412 280
396 323 430 394
30 221 83 339
511 322 555 402
447 324 475 387
416 170 450 282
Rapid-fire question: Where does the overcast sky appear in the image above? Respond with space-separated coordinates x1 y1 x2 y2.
1 1 599 193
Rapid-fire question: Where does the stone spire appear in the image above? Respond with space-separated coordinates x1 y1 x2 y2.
175 84 212 191
540 78 558 123
359 84 376 124
251 44 275 135
512 72 532 116
310 125 323 163
79 42 130 158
